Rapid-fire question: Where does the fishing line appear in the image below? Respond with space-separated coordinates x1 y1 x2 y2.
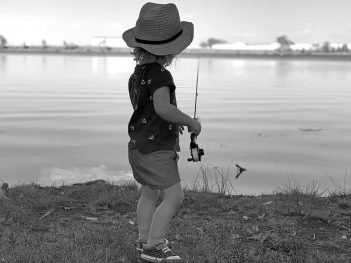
193 59 200 119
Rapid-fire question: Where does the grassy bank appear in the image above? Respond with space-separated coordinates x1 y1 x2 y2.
0 178 350 262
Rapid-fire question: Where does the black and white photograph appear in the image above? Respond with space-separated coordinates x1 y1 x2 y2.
1 0 351 262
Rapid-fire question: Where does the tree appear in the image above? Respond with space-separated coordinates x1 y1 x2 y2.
341 44 349 52
63 41 79 50
199 42 208 49
42 39 48 49
0 35 8 48
276 35 294 52
63 41 70 49
321 41 331 53
200 38 227 49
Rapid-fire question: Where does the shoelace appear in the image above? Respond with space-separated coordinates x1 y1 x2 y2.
161 246 171 253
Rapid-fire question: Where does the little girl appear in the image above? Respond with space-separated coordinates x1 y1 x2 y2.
122 2 201 262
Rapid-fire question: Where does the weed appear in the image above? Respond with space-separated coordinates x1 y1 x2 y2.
327 172 351 197
192 163 237 196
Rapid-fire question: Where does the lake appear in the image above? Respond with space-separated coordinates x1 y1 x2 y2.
1 53 350 194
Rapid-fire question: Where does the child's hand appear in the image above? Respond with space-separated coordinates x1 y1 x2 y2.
188 118 201 136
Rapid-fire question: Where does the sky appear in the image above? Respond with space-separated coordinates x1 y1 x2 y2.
1 0 351 46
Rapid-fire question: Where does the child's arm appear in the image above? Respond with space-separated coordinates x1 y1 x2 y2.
153 86 201 136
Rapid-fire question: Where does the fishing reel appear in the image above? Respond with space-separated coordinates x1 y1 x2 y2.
187 133 204 162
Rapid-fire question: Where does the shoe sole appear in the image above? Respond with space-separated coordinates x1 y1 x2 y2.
140 260 182 263
140 254 182 262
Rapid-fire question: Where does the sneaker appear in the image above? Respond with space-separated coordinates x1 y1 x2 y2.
136 239 169 253
141 240 181 262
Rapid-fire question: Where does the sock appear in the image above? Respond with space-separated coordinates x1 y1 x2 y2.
145 236 165 249
137 234 149 243
137 227 150 243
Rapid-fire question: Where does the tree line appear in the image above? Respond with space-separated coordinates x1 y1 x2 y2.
199 35 350 53
0 35 79 50
1 34 350 53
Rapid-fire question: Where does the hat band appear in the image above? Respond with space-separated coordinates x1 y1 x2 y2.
135 30 183 45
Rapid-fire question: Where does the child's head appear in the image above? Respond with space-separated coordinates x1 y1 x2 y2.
123 2 193 58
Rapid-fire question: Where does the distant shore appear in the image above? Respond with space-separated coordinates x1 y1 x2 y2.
2 46 351 61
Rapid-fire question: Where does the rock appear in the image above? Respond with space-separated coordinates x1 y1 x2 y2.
243 216 250 221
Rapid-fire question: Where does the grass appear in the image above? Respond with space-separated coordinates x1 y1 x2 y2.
0 167 350 263
191 163 237 196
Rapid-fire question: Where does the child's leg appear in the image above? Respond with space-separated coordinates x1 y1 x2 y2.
137 185 159 242
146 182 184 247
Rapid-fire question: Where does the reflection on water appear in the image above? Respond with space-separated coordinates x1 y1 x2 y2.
0 55 7 72
0 54 351 194
92 56 135 76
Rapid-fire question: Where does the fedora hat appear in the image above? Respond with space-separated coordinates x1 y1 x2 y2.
122 2 194 56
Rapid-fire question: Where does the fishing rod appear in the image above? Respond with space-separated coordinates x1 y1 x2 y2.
193 59 200 120
188 59 204 162
186 60 246 178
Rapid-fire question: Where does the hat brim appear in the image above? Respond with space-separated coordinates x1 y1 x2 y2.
122 21 194 56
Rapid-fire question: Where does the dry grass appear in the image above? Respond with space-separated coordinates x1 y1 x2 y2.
0 173 350 262
191 163 237 196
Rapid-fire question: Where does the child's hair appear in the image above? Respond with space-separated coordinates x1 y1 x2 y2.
132 47 175 67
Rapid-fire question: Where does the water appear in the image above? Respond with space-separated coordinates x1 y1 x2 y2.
1 54 351 194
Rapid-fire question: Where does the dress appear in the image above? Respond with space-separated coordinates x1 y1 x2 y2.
127 62 181 190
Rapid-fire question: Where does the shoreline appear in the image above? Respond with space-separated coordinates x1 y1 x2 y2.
2 47 351 61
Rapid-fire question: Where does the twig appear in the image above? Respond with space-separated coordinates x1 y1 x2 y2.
40 207 56 219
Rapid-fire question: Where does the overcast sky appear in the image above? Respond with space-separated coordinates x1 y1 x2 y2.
1 0 351 46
